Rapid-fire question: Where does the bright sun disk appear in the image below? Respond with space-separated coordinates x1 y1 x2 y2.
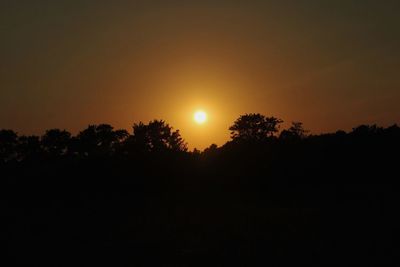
194 110 207 124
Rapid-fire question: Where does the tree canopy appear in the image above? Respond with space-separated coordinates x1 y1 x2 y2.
130 120 187 153
229 113 283 141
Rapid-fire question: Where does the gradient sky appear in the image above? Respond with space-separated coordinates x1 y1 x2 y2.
1 0 399 149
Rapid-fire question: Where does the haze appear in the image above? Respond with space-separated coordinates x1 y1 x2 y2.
1 0 399 149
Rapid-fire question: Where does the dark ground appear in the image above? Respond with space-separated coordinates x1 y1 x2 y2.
3 128 398 266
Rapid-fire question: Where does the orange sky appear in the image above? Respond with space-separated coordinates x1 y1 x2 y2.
1 1 399 149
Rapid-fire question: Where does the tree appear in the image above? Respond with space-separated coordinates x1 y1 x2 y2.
168 129 187 152
17 135 41 161
192 148 201 156
203 144 218 155
41 129 71 156
280 122 308 140
229 113 283 141
351 124 383 137
75 124 129 157
130 120 187 152
0 129 18 162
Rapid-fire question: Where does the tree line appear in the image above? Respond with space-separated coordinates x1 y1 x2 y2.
1 113 399 164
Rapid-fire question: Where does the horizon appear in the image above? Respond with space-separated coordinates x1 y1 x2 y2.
2 115 398 151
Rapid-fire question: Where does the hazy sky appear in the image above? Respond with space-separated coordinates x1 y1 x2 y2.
1 0 399 149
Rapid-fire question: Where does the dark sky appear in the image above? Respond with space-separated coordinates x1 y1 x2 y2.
1 0 399 149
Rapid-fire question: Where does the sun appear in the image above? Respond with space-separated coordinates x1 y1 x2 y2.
193 110 207 124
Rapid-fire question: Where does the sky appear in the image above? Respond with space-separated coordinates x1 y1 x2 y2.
1 0 399 149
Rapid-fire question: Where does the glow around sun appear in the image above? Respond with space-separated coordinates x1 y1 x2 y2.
193 110 207 124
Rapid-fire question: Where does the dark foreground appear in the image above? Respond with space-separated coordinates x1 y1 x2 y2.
3 127 397 266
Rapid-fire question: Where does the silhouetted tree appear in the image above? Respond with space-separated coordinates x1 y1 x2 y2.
130 120 187 152
203 144 218 155
229 113 283 141
168 129 187 152
280 122 308 140
351 124 383 137
192 148 201 156
384 124 400 138
0 129 18 162
17 135 41 161
76 124 129 157
41 129 71 157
